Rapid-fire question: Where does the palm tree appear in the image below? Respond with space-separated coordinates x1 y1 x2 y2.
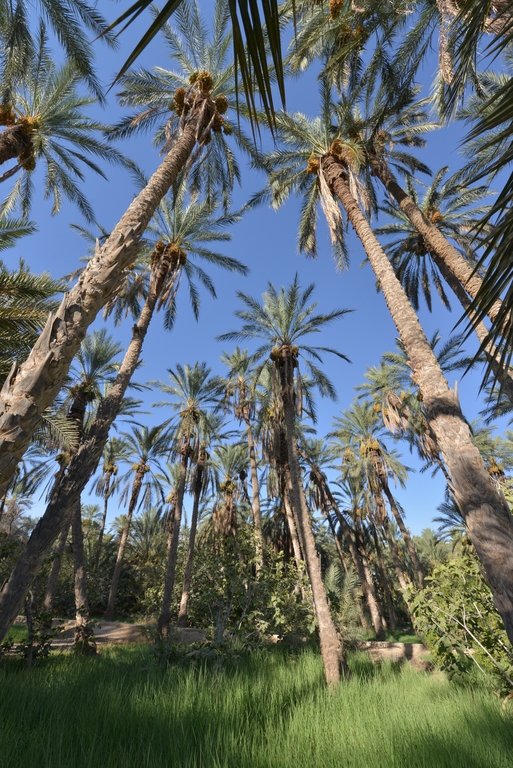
105 422 170 621
0 29 131 220
330 399 425 588
0 39 228 497
152 362 225 636
0 185 246 642
221 347 263 562
110 0 258 211
91 437 131 571
219 275 351 684
258 89 513 646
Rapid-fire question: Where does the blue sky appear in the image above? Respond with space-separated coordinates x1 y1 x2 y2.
3 7 505 535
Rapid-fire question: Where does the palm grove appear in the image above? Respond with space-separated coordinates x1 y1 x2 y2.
1 0 513 689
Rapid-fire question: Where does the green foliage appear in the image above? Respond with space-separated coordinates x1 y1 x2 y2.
188 522 313 642
324 562 366 649
408 554 513 695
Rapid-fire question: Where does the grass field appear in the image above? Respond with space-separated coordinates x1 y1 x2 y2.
1 645 511 768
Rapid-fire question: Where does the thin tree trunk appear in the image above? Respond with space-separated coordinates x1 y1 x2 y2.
379 480 425 587
93 470 112 572
381 514 410 591
370 157 503 323
176 452 206 627
157 451 189 636
246 425 263 568
327 512 348 572
371 524 397 632
277 346 348 684
42 520 70 613
283 467 308 600
105 466 145 621
0 250 176 643
71 498 95 654
324 154 513 645
354 517 387 636
0 92 214 497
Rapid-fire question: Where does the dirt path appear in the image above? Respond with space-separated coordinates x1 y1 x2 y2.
357 641 431 669
49 621 207 649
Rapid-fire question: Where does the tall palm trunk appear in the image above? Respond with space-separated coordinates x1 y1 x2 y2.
177 449 207 627
283 465 308 600
0 250 176 643
93 469 113 572
157 449 190 636
277 346 348 684
323 154 513 645
42 521 70 613
370 524 397 631
71 498 95 653
369 156 503 322
354 516 387 636
0 125 32 167
246 425 263 566
0 92 214 497
302 454 383 637
105 463 146 621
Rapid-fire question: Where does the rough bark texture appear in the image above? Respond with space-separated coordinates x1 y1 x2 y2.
0 125 32 166
277 346 348 684
158 451 189 636
0 252 176 642
0 94 212 496
71 498 96 654
325 154 513 646
176 451 206 627
105 465 145 621
381 515 410 593
371 157 503 323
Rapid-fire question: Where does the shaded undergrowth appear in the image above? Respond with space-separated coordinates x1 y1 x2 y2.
1 645 512 767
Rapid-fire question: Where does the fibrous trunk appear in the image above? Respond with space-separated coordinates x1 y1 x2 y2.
158 451 189 636
71 498 96 654
176 452 206 627
277 346 348 684
324 154 513 645
0 93 212 496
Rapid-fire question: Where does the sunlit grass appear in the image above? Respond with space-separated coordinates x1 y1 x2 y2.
1 646 511 767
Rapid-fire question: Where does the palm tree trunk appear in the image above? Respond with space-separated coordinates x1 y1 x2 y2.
301 454 382 636
0 125 32 167
0 251 176 643
283 466 308 600
430 250 513 403
42 519 70 613
246 424 263 567
370 525 397 632
0 93 214 497
71 498 95 653
380 482 425 587
323 154 513 646
277 347 348 684
354 517 387 637
158 451 189 636
105 466 145 621
370 157 503 322
176 452 206 627
93 470 112 572
381 515 411 593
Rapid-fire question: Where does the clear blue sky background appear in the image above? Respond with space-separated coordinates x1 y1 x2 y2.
4 7 505 535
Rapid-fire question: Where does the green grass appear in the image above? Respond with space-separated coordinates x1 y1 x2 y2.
4 625 28 643
0 646 511 768
366 628 424 643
